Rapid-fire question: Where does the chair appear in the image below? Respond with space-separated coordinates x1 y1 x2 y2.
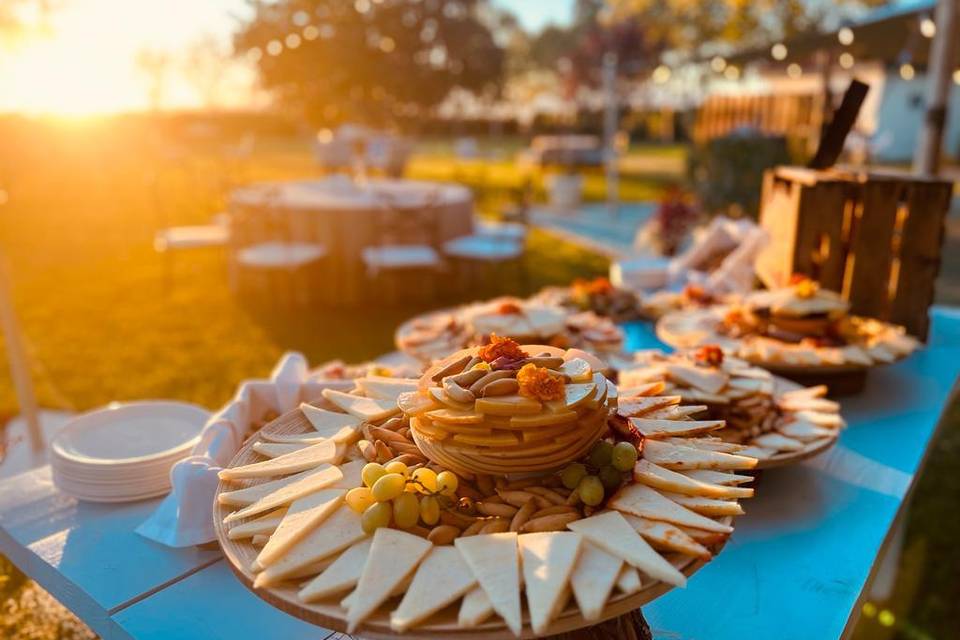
154 215 231 293
361 195 443 303
231 190 327 308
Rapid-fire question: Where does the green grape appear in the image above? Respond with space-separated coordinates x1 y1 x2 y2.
560 463 588 490
393 493 420 529
361 462 387 488
611 441 639 472
384 461 409 477
588 440 614 468
361 501 392 534
598 465 624 492
371 472 407 502
577 475 605 506
345 486 375 513
411 467 438 494
420 495 440 525
437 471 459 496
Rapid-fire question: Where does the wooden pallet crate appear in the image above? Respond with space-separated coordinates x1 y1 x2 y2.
755 166 954 341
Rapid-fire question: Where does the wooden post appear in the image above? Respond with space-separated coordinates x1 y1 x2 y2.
602 51 619 217
913 0 960 175
0 252 43 451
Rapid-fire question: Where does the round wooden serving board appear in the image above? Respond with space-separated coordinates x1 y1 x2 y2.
214 405 732 639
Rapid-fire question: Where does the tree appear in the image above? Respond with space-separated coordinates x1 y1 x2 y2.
234 0 505 125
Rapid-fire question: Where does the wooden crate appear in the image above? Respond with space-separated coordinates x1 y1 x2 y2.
755 166 954 341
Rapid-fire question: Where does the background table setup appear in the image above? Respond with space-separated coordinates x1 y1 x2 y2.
0 307 956 640
228 176 473 306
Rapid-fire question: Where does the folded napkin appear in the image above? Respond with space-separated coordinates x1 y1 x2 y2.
136 352 353 547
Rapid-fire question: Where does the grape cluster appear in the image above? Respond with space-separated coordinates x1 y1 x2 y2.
559 440 637 507
347 461 460 535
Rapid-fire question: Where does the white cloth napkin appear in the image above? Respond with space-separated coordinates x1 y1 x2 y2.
136 352 352 547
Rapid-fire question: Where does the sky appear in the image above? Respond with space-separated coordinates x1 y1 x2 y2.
0 0 575 116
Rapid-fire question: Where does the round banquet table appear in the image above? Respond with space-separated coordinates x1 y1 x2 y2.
229 176 473 305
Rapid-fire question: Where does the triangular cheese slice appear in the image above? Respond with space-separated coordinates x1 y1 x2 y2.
455 533 522 637
299 539 373 602
355 376 420 401
260 430 331 445
641 439 757 471
609 484 733 534
680 469 754 486
391 546 477 632
300 403 363 441
346 528 432 633
737 445 776 460
568 512 685 587
256 489 345 568
321 389 400 422
253 442 310 459
218 468 316 506
753 432 805 452
779 384 828 401
341 572 414 610
634 460 753 499
660 491 744 517
520 532 581 635
665 363 727 394
458 587 494 628
331 459 365 490
223 464 343 524
794 410 845 428
617 395 681 418
777 419 835 442
227 509 287 540
254 505 366 587
629 418 724 439
569 542 622 621
664 437 744 453
218 440 345 480
615 565 642 594
621 514 711 558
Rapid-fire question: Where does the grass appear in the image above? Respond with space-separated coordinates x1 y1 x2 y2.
0 120 958 640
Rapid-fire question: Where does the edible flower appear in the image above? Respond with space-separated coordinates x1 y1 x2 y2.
496 301 523 314
693 345 724 367
517 363 565 401
793 277 819 299
478 334 528 363
574 277 614 296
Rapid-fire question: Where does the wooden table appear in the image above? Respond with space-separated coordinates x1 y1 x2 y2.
2 307 959 640
229 177 473 306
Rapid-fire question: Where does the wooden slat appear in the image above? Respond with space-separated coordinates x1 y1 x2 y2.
845 181 902 318
793 182 847 289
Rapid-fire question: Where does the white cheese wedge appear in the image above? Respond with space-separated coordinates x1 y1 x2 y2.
568 512 685 587
777 396 839 413
321 389 400 422
641 439 757 471
621 514 711 558
354 376 420 401
218 440 345 480
298 539 373 602
520 532 581 635
254 505 366 587
737 445 776 460
679 469 754 486
346 528 432 633
256 489 345 568
663 437 745 453
609 484 733 534
340 572 414 610
299 403 363 441
458 587 495 628
331 459 365 490
252 442 311 459
752 432 806 452
793 410 845 429
218 469 317 506
615 565 642 594
455 533 522 637
633 460 753 499
616 395 681 418
223 464 343 524
629 418 724 439
390 545 477 632
259 431 332 445
569 542 622 621
665 363 727 394
227 509 287 540
660 492 744 517
776 419 835 442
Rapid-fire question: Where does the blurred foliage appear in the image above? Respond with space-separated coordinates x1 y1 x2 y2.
235 0 504 126
687 133 792 218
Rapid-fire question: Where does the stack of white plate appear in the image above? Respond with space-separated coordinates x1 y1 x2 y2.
50 401 208 503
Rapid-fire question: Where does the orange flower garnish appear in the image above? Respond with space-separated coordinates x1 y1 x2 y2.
478 334 528 363
575 277 614 296
693 345 724 367
683 284 713 305
793 278 819 299
496 301 523 315
517 363 565 401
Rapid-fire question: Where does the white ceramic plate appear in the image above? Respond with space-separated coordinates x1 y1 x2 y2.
51 401 208 466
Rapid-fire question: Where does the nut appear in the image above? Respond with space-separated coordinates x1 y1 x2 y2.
427 525 460 545
442 378 475 404
481 378 519 397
